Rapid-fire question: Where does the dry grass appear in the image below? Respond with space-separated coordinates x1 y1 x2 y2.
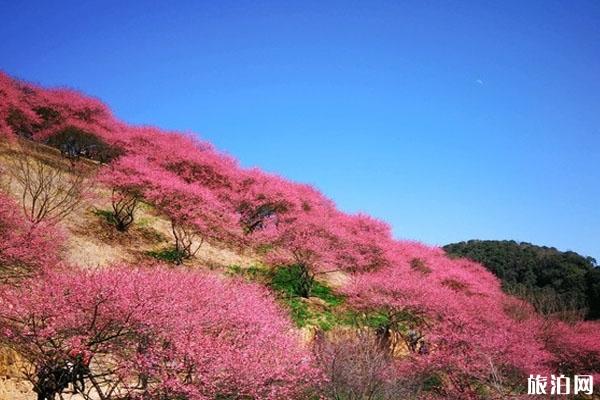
319 270 350 289
0 348 33 400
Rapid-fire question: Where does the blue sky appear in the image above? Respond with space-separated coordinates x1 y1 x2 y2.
1 0 598 260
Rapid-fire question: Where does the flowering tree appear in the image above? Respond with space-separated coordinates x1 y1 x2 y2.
0 71 123 162
97 150 242 256
0 267 321 400
146 176 242 263
118 128 242 203
0 73 42 139
236 171 348 296
342 242 553 398
234 170 296 232
0 192 61 282
540 320 600 381
313 329 426 400
334 213 395 272
96 155 154 231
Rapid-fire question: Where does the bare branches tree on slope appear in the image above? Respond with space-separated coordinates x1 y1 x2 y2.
3 146 92 225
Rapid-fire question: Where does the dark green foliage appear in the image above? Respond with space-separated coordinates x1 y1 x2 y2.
269 266 346 328
45 126 121 163
147 247 186 264
6 108 34 137
341 310 391 329
34 106 62 129
586 267 600 319
421 373 444 392
93 208 118 225
443 240 600 319
271 264 315 299
310 281 345 307
227 264 346 329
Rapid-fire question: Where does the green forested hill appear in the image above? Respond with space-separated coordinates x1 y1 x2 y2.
443 240 600 319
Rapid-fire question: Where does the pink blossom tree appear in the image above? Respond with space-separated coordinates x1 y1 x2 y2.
97 150 242 257
0 72 42 139
236 170 379 296
242 182 343 295
0 267 321 400
342 242 553 398
96 155 154 231
145 175 242 263
0 192 61 282
0 71 121 160
540 320 600 381
117 127 242 203
333 213 395 272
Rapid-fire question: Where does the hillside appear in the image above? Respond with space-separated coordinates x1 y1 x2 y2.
444 240 600 320
1 71 599 400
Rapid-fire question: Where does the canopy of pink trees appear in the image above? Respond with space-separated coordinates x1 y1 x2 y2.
0 268 320 399
0 193 62 281
1 71 599 398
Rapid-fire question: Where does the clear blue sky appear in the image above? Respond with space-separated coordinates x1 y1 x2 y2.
1 0 598 260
